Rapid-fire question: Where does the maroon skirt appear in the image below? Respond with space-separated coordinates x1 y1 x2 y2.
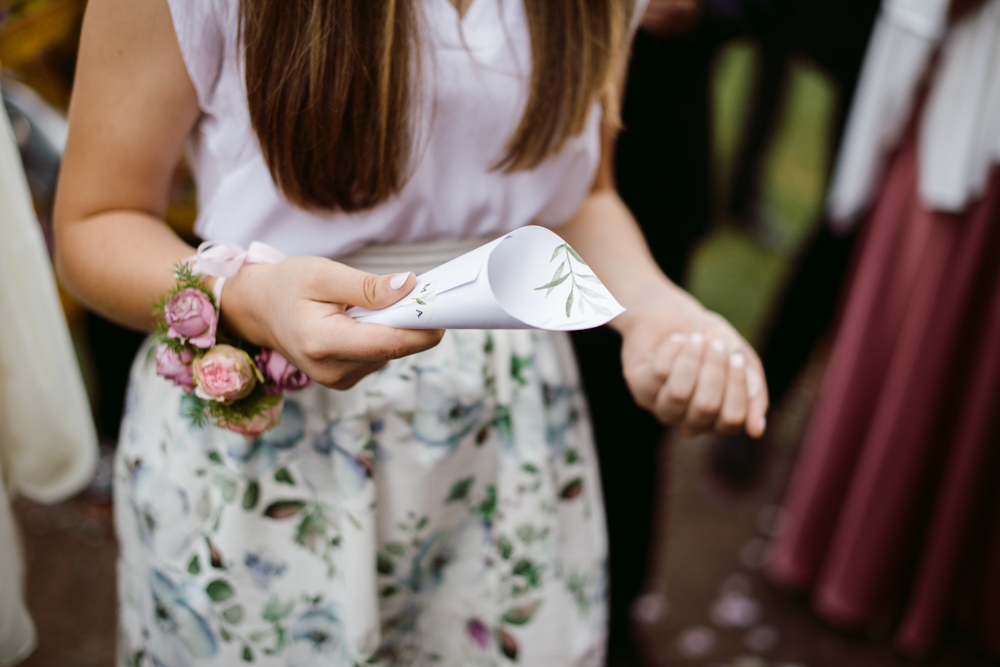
765 128 1000 658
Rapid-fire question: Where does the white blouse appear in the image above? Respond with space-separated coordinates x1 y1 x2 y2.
167 0 648 259
827 0 1000 228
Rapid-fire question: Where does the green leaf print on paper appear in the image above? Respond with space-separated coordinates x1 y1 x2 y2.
242 480 260 510
263 500 306 519
187 555 201 575
534 244 612 319
502 600 542 626
445 476 475 503
242 645 254 662
385 542 406 556
206 579 235 602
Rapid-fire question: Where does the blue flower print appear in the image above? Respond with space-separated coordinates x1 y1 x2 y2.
149 570 218 659
244 551 288 591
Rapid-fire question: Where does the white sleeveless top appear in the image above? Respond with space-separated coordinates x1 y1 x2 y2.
167 0 646 259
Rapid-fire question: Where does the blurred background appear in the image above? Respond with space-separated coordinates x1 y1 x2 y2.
2 0 998 665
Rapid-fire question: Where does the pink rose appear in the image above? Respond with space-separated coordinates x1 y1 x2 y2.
256 349 313 394
192 344 260 403
155 345 195 393
218 397 284 439
165 288 217 349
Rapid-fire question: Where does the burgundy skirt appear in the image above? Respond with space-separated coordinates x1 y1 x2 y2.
766 128 1000 658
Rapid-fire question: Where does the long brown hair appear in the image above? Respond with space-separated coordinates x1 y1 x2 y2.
241 0 635 212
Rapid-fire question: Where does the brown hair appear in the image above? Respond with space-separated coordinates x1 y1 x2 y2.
241 0 635 212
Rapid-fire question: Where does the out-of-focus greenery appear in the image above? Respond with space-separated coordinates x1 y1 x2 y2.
687 43 836 342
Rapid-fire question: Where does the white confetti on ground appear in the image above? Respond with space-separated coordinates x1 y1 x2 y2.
739 537 769 569
720 573 753 596
756 505 787 538
711 593 762 629
677 626 717 659
733 657 768 667
630 591 670 624
745 624 781 653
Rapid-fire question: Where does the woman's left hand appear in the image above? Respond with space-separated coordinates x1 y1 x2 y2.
617 289 769 438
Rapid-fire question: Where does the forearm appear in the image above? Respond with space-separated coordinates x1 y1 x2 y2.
555 187 702 334
55 211 199 332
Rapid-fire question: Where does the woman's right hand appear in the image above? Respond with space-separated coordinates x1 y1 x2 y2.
222 256 444 389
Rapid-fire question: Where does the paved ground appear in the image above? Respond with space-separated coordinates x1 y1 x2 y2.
12 352 1000 667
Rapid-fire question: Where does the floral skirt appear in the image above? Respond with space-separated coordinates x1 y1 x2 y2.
115 329 608 667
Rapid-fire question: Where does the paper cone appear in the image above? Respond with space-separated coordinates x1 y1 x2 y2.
347 226 625 330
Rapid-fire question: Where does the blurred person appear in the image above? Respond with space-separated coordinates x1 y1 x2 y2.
53 1 769 665
0 75 98 666
767 0 1000 657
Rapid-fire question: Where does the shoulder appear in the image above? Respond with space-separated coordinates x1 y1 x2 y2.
165 0 236 108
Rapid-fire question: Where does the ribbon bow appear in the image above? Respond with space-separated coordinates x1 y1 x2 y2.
189 241 288 308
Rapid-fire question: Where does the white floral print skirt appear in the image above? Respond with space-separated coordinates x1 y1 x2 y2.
115 329 608 667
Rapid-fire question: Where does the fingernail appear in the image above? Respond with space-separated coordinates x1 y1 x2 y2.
670 332 687 344
690 332 704 347
729 352 746 368
710 339 726 354
759 416 767 433
389 272 411 290
746 368 762 397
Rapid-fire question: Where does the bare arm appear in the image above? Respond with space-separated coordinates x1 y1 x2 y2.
55 0 442 388
54 0 201 330
556 123 769 437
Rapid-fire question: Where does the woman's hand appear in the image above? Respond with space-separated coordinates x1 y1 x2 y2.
222 257 444 390
616 287 769 438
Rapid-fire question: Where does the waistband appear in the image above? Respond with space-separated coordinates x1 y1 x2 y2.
333 235 495 276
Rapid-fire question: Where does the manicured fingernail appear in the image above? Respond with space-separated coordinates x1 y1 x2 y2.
670 332 687 344
729 352 746 368
746 368 762 397
389 272 411 290
690 332 704 347
710 339 726 354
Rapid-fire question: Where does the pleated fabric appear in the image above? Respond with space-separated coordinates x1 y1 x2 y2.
767 127 1000 658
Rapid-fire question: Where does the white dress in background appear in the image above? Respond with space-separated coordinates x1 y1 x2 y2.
114 1 647 665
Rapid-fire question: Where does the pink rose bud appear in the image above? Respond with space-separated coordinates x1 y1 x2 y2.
192 344 260 403
256 349 313 394
165 288 218 349
218 398 284 439
155 345 195 393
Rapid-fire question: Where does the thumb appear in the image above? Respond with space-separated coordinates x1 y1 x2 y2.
309 259 416 310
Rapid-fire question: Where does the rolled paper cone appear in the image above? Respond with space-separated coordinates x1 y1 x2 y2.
347 226 625 331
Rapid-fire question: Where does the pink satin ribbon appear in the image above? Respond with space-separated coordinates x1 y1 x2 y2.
189 241 288 309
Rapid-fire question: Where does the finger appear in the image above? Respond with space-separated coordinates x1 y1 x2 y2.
653 331 705 423
681 336 729 434
624 331 687 410
311 317 444 364
744 357 769 439
652 332 687 380
714 350 749 435
303 258 417 310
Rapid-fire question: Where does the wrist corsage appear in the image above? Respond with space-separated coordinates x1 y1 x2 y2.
152 242 311 438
